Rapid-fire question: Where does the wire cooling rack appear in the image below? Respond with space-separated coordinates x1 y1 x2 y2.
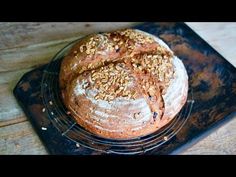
41 39 194 155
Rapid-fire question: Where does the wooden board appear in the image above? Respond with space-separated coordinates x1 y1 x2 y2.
13 22 236 154
0 121 47 154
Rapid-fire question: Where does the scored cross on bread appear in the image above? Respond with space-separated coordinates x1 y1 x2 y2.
59 29 188 139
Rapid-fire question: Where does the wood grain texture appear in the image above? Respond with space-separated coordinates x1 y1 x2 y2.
0 22 236 154
0 22 136 50
0 69 31 126
0 83 25 122
186 22 236 67
0 40 73 72
180 114 236 154
0 121 47 154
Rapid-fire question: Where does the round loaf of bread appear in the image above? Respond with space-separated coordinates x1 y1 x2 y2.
59 29 188 139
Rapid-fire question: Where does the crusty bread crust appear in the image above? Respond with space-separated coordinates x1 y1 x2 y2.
59 29 188 139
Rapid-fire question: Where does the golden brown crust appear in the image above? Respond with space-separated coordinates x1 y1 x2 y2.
59 29 188 139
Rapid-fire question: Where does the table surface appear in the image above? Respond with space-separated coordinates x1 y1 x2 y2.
0 22 236 155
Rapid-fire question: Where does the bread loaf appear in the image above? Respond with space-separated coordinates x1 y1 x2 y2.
59 29 188 139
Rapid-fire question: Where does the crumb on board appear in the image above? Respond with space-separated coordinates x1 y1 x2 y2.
41 127 47 131
76 143 80 148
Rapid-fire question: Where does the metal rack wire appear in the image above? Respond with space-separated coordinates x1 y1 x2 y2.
41 39 194 155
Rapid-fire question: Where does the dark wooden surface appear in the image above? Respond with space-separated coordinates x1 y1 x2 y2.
13 22 236 155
